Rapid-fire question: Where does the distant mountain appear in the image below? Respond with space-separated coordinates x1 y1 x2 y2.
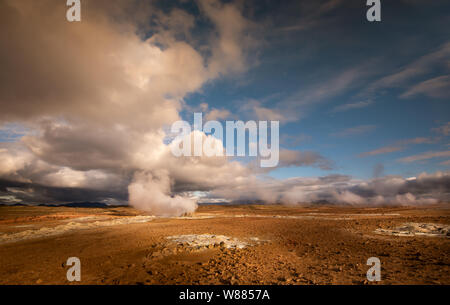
63 202 110 208
2 202 128 208
0 203 28 207
38 202 110 208
312 200 332 205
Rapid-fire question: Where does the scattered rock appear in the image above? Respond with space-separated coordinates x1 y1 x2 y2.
166 234 268 251
375 223 450 238
151 251 162 258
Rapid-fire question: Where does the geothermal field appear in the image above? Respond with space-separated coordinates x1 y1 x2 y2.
0 204 449 285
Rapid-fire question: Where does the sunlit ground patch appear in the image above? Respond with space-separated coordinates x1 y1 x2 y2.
0 216 155 244
375 223 450 237
166 234 267 250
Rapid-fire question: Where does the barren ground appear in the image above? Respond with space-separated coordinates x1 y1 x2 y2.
0 205 449 285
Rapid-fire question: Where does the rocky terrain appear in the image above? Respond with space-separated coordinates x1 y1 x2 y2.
0 204 449 285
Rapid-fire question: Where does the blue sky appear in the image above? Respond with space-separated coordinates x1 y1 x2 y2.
180 0 450 180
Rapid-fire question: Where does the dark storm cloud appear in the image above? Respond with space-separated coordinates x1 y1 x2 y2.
0 179 127 205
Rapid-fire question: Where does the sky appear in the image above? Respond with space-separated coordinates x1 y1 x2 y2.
0 0 449 215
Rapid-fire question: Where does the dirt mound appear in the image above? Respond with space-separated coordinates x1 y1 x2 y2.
166 234 266 250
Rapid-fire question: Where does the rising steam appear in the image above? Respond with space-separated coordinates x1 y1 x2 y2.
128 170 198 216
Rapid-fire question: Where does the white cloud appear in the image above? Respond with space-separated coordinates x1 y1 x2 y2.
398 150 450 163
0 0 259 214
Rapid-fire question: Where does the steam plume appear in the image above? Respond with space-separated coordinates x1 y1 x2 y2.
128 170 197 216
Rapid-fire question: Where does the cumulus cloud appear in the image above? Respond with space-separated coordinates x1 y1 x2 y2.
197 0 259 76
0 0 260 213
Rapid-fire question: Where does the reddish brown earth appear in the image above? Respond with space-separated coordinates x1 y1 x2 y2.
0 205 449 285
